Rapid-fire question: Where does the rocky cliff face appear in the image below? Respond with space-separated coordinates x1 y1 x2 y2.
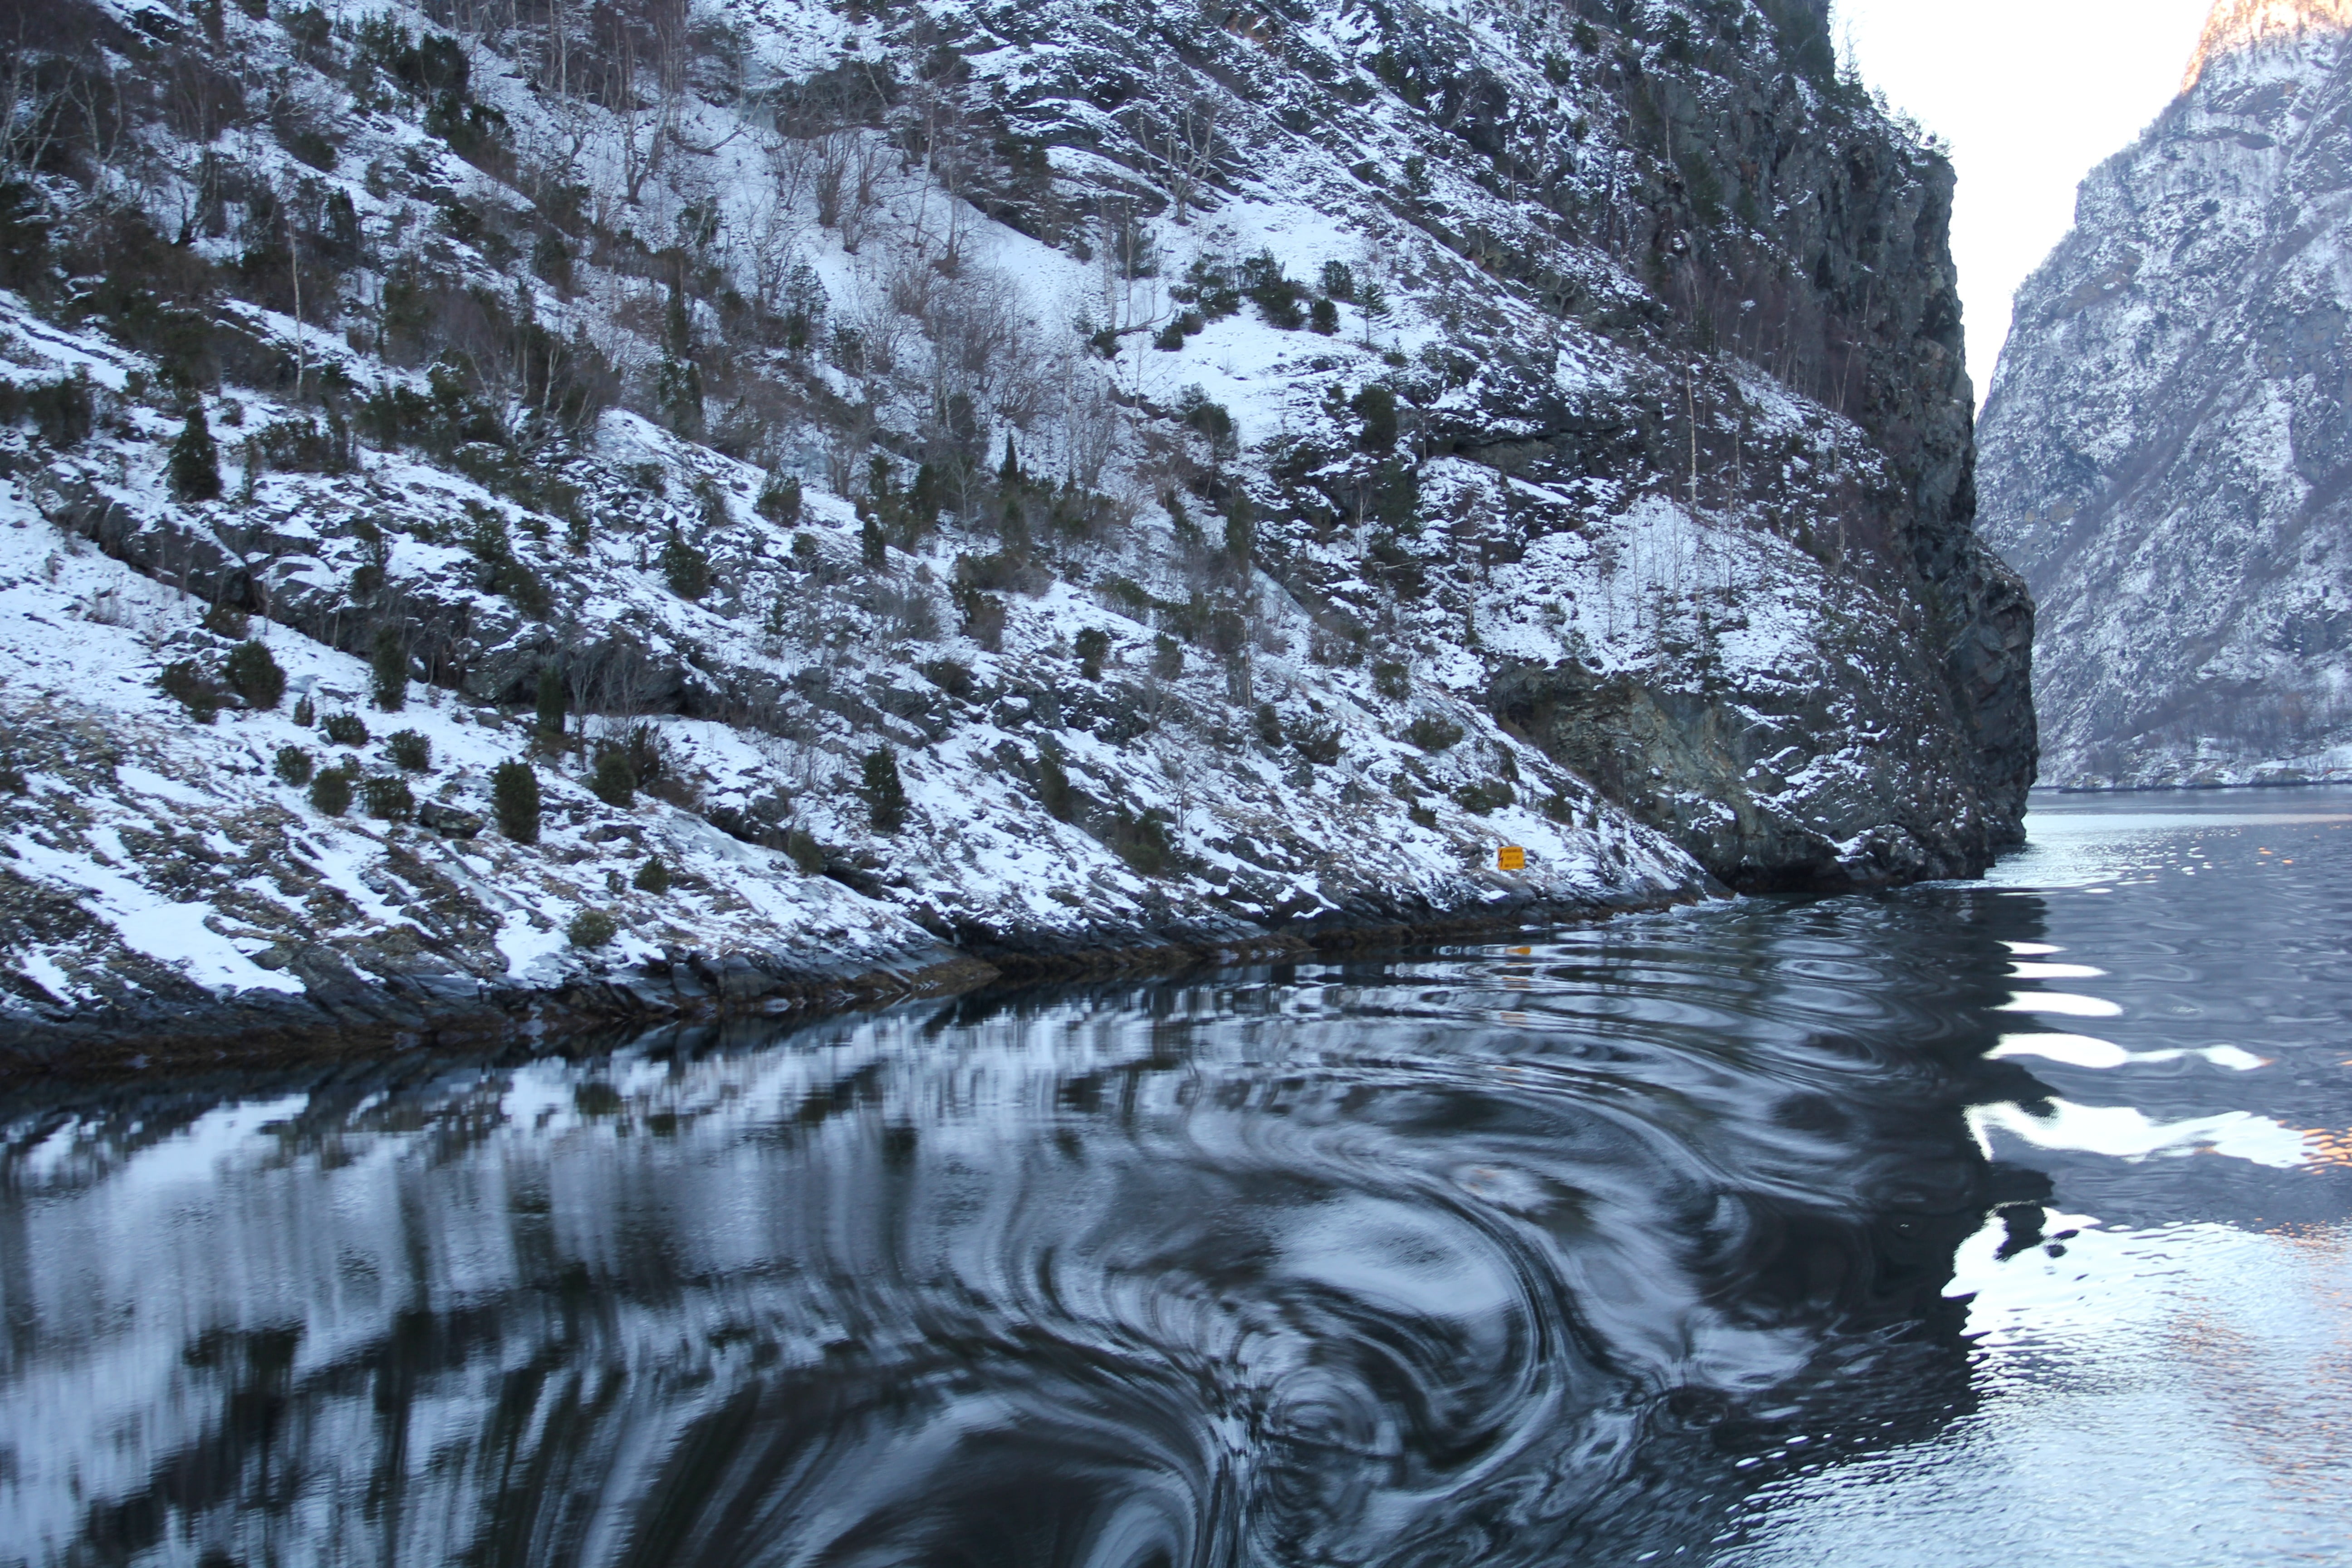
1981 0 2352 788
0 0 2027 1056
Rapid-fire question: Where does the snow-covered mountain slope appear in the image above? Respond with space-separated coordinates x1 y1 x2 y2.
0 0 2030 1055
1980 0 2352 788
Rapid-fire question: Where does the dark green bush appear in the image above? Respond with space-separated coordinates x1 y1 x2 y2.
590 750 637 807
1372 660 1411 699
363 774 415 820
756 471 803 525
1454 779 1515 815
273 745 314 786
661 534 710 599
309 765 355 817
1036 742 1075 822
1291 715 1343 765
632 857 671 894
386 729 431 771
1074 627 1110 680
1240 251 1307 329
292 695 316 727
1223 497 1254 566
954 583 1006 650
168 407 222 503
225 640 286 708
920 658 975 698
568 908 617 947
371 629 407 712
1254 701 1284 747
1176 387 1237 463
323 711 370 745
784 827 826 875
1406 714 1464 753
535 665 566 738
861 747 907 834
0 372 94 448
1352 385 1399 452
492 758 540 843
158 660 221 723
1107 808 1173 877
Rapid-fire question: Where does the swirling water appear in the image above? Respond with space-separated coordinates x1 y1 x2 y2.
2 792 2348 1567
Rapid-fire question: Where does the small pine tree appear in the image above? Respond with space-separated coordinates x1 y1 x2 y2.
168 406 223 503
1074 627 1110 681
859 508 888 568
755 470 802 525
492 759 541 843
362 774 415 821
1223 495 1255 565
386 729 432 772
660 533 710 599
224 639 286 709
590 750 636 807
861 747 907 834
1035 741 1075 821
568 908 617 947
371 627 407 712
1254 701 1285 747
999 433 1021 489
535 664 567 739
309 765 355 817
1352 385 1399 452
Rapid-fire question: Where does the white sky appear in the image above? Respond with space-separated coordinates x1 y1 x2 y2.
1835 0 2216 402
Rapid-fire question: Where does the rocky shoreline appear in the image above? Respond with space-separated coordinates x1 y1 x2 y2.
0 891 1700 1081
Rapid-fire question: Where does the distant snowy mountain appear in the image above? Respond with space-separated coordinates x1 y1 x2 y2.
0 0 2031 1057
1981 0 2352 788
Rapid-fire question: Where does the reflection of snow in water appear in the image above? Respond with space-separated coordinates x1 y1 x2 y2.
1721 1218 2352 1568
1995 990 2125 1018
1991 1033 2268 1072
1970 1099 2317 1170
2007 961 2107 979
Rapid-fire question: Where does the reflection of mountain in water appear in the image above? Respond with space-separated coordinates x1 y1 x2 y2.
0 893 2052 1567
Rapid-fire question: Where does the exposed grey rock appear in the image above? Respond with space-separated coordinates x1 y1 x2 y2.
1981 1 2352 787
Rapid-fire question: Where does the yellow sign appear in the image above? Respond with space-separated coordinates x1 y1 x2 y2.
1497 846 1527 872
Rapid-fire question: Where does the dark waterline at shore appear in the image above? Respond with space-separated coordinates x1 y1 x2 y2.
2 791 2348 1565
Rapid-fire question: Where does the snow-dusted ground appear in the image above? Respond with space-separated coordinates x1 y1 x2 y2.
0 0 2026 1055
0 401 1701 1054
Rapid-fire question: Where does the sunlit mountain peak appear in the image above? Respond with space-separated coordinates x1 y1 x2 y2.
2184 0 2352 90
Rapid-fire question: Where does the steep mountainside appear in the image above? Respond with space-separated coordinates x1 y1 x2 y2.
0 0 2029 1058
1980 0 2352 788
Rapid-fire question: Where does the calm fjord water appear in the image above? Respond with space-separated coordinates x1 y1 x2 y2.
3 793 2349 1567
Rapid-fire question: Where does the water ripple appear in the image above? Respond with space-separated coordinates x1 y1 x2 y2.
0 893 2052 1566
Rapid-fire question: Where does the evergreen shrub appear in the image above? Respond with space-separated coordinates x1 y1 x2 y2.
492 759 541 843
225 640 286 708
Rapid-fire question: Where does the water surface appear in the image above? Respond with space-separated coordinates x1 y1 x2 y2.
3 791 2348 1566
